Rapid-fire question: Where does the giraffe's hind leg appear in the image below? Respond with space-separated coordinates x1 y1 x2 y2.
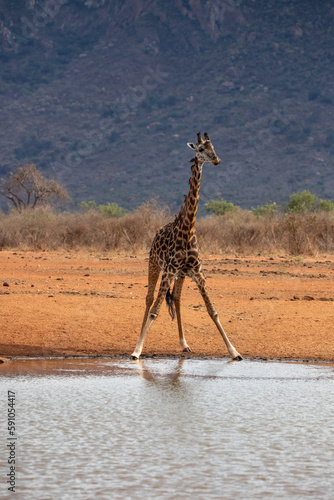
194 271 242 361
131 269 173 360
172 278 191 352
141 264 160 335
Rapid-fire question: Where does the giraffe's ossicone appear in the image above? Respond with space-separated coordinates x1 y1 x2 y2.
131 132 242 361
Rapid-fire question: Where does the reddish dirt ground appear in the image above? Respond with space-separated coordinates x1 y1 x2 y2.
0 250 334 362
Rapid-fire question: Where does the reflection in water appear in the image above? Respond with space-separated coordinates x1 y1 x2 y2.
134 358 184 383
0 358 334 500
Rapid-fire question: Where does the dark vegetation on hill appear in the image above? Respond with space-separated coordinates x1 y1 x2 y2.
0 0 333 215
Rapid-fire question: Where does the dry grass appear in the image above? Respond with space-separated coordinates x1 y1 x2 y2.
0 201 170 252
196 211 334 255
1 203 334 255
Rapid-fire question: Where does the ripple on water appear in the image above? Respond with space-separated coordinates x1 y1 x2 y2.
0 358 333 499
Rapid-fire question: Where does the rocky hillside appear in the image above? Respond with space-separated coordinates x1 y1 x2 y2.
0 0 334 214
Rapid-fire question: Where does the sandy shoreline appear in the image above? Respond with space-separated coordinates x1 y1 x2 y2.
1 250 334 363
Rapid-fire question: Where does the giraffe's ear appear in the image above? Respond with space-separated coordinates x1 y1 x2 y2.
187 142 197 151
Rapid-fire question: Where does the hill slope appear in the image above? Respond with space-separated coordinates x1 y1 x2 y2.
0 0 334 213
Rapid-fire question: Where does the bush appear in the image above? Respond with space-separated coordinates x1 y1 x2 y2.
205 198 239 215
284 191 318 213
78 200 127 217
77 201 97 210
318 198 334 212
252 202 279 217
284 191 334 214
97 202 127 217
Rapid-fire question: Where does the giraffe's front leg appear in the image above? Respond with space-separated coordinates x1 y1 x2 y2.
194 271 242 361
131 314 157 360
172 277 191 352
131 271 173 360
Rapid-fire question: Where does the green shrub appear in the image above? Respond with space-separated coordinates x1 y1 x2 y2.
78 200 126 217
97 202 127 217
285 191 318 213
252 202 279 217
204 198 239 216
284 191 334 214
78 200 97 211
318 198 334 212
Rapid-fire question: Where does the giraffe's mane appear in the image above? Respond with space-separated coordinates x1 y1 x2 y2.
171 156 199 226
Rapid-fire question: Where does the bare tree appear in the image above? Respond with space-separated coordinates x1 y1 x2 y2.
0 164 70 212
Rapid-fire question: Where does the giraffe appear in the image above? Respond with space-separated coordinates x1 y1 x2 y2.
131 132 242 361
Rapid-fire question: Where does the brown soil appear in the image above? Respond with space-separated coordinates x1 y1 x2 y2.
1 251 334 362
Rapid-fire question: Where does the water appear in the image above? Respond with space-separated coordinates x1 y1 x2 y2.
1 358 334 500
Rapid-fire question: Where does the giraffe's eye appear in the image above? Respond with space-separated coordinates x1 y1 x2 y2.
198 147 204 152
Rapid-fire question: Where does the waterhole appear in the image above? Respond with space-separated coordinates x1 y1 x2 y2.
1 358 333 499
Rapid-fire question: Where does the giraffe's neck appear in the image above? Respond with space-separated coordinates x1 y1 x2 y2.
177 157 203 236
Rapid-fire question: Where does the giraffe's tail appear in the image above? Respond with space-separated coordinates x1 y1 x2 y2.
166 286 176 321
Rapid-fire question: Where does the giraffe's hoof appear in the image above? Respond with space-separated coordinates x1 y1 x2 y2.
131 354 140 360
0 357 11 364
182 347 192 352
233 355 243 361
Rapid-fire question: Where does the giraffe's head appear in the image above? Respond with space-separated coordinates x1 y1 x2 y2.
187 132 220 165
